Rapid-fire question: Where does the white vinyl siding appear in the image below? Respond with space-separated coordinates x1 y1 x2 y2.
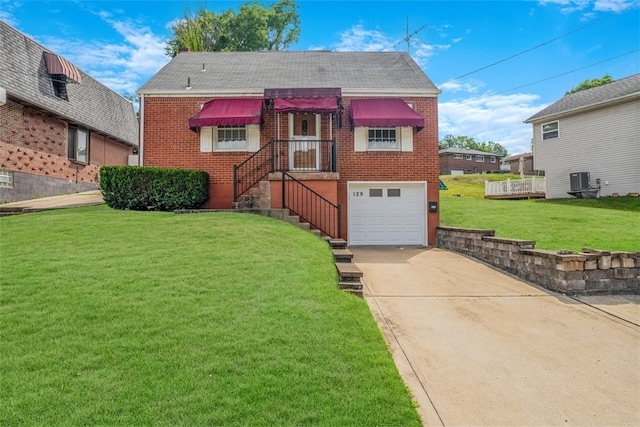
354 126 413 152
533 100 640 199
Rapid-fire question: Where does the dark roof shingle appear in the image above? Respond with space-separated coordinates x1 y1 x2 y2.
137 51 439 95
525 73 640 123
0 21 138 146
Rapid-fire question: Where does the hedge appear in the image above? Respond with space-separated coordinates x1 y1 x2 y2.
100 166 209 211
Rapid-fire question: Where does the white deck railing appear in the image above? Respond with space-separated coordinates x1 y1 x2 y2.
485 177 546 197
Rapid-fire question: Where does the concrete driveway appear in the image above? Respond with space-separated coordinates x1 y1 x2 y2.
352 246 640 427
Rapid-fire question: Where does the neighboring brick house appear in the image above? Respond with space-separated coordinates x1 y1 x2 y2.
0 22 138 202
525 73 640 199
504 152 535 175
439 148 504 175
137 51 441 245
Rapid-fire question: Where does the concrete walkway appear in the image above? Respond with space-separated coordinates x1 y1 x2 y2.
0 190 104 213
352 246 640 427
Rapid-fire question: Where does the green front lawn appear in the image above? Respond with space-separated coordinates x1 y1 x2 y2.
440 174 640 252
0 206 421 426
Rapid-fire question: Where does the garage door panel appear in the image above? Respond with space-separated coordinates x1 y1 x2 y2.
348 182 426 246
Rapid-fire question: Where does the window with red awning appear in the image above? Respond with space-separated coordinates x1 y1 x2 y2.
189 98 263 129
350 98 424 128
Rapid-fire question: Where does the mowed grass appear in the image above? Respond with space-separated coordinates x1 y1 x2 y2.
440 174 640 252
0 206 421 426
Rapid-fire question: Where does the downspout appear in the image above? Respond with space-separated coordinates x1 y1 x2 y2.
138 94 144 166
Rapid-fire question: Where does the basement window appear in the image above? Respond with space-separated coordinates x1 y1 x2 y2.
0 170 14 188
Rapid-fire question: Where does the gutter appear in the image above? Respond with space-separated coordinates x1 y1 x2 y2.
139 94 144 166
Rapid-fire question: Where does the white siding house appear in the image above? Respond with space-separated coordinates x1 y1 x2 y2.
525 74 640 199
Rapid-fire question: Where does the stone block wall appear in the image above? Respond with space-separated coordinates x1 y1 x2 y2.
437 226 639 294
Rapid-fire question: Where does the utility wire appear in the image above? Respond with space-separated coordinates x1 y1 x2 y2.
439 49 639 111
436 0 640 87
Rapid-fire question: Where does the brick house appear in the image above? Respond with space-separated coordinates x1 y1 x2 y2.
439 148 504 175
504 152 535 175
0 22 138 202
137 51 441 245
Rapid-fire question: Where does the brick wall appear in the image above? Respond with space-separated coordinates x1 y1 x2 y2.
440 153 502 174
0 99 133 201
142 95 441 243
437 226 639 294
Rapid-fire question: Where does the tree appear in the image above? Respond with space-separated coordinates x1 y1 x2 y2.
165 0 300 57
439 135 508 157
565 74 613 95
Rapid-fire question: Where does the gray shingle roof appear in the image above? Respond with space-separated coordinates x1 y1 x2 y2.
525 73 640 123
0 21 138 146
137 51 439 95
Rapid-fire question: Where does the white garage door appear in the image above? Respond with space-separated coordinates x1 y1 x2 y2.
451 169 464 175
348 182 426 246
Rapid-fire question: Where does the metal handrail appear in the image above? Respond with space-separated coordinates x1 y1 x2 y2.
233 139 337 201
282 171 341 238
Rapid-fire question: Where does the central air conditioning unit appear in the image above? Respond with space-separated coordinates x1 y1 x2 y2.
570 172 590 191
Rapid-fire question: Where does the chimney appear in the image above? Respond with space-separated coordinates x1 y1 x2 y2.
179 47 189 53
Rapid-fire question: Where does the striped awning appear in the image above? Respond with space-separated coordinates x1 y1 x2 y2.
44 52 82 84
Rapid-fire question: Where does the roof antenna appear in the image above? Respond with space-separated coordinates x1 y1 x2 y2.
186 77 192 90
393 18 428 55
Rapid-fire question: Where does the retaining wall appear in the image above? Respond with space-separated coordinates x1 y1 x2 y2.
437 226 639 294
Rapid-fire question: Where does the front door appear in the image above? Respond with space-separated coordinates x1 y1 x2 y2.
289 113 320 170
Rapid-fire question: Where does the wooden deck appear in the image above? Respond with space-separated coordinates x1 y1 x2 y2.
485 192 546 200
485 177 546 200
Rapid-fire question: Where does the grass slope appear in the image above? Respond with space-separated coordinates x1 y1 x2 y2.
440 174 640 252
0 206 421 426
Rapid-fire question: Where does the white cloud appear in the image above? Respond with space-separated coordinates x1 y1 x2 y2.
332 24 394 52
0 0 19 26
37 16 169 96
439 79 484 94
593 0 635 12
439 93 548 155
539 0 636 14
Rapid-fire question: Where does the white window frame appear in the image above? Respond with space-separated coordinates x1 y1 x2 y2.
490 156 496 163
454 154 463 160
68 125 89 164
542 121 559 140
354 126 413 152
465 154 472 160
200 124 260 152
475 155 484 162
368 127 398 150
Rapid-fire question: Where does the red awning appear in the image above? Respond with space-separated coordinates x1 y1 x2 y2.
189 98 263 128
273 97 338 114
43 52 82 84
265 88 341 114
350 98 424 128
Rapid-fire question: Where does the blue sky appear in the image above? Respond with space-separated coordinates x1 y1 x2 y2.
2 0 638 155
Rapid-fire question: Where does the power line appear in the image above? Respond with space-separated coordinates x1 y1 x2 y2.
436 0 640 87
439 49 639 111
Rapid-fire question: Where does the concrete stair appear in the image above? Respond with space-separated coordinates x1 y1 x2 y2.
327 239 363 298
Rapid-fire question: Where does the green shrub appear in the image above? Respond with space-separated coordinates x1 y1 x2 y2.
100 166 209 211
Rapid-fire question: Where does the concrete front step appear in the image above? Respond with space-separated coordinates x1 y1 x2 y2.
332 248 354 263
327 238 347 249
336 262 363 279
